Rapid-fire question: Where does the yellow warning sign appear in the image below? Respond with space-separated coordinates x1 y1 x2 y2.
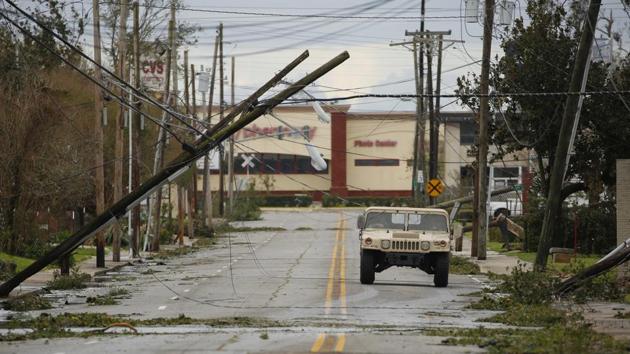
425 179 444 197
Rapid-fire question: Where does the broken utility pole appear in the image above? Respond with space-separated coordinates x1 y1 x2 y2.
535 0 602 270
0 49 348 297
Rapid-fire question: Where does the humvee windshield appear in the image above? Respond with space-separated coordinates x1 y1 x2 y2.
364 211 448 232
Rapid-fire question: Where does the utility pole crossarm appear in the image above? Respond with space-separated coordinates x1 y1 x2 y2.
405 30 452 36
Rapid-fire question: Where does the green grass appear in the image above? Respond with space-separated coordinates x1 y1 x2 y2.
72 247 98 263
0 252 34 273
486 241 601 271
0 247 106 273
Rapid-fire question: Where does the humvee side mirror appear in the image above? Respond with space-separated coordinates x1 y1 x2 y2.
357 215 365 229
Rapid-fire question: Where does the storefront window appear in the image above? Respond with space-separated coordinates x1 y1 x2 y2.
235 153 328 175
354 159 400 166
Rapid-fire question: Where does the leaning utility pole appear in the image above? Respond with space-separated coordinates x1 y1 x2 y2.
203 35 219 230
535 0 601 270
0 50 348 297
131 1 141 258
92 0 106 268
475 0 496 260
218 23 225 216
112 0 128 262
227 56 235 212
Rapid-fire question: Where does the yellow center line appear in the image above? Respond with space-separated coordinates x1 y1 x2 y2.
310 333 326 352
339 220 347 315
335 334 346 352
324 222 341 314
313 215 347 352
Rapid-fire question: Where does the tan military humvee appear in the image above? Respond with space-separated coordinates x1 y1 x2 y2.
357 207 451 287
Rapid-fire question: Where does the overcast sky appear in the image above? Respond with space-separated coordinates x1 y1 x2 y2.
21 0 630 112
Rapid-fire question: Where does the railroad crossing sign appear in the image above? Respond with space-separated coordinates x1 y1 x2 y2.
241 155 255 169
425 178 444 197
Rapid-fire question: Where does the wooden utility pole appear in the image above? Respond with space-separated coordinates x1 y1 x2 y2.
203 35 219 230
228 56 235 212
189 62 197 239
412 41 422 201
131 1 141 258
426 39 436 205
148 17 174 252
92 0 106 268
178 49 190 245
435 35 443 176
535 0 601 269
169 2 178 225
218 23 225 216
184 50 190 114
112 0 128 262
392 30 454 206
417 0 426 204
475 0 496 260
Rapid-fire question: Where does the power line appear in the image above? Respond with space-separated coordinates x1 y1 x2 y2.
0 6 189 147
278 90 630 104
1 0 206 140
99 1 474 20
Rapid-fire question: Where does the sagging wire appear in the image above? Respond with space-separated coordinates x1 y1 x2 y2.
2 0 207 139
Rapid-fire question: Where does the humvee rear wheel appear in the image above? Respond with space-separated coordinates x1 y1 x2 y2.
360 249 375 284
433 253 449 287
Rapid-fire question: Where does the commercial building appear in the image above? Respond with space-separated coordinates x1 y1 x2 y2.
200 105 531 203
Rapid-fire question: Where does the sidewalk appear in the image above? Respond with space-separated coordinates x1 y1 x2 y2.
7 238 196 297
453 235 532 274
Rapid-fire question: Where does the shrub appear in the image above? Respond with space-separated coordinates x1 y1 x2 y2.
497 263 558 305
261 195 312 207
228 183 262 221
3 293 52 311
46 267 91 290
521 196 616 254
0 260 16 281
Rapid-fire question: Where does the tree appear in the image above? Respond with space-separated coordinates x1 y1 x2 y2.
0 1 93 255
100 0 199 68
456 0 630 256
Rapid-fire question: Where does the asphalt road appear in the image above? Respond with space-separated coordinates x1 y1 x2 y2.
1 210 498 353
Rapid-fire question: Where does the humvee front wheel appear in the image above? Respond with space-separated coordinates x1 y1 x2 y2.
360 249 375 284
433 253 449 287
